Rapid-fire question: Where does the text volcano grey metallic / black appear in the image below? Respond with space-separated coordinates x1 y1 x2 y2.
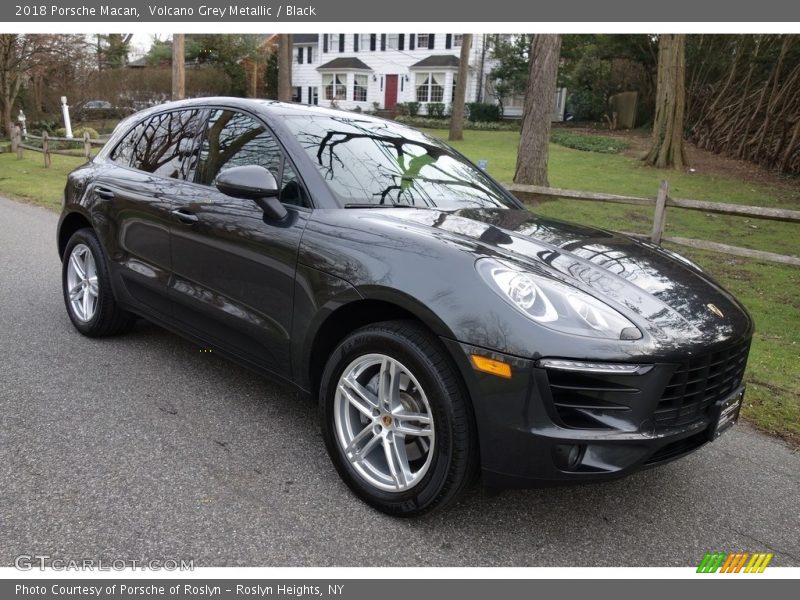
57 98 753 516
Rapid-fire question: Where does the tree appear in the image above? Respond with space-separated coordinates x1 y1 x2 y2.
97 34 133 69
514 34 561 187
278 34 293 102
644 34 688 169
449 34 472 141
172 34 185 100
488 34 531 112
0 34 34 136
264 50 279 99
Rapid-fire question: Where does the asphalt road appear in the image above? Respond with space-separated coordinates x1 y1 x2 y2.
1 195 799 568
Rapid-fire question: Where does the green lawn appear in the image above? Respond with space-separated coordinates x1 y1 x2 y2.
0 151 81 211
1 131 798 444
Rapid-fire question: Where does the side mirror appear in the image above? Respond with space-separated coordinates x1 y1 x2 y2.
215 165 288 221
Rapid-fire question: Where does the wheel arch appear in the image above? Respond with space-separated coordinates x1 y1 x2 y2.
58 211 93 259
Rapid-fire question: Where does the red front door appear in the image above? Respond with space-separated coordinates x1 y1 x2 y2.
384 75 398 110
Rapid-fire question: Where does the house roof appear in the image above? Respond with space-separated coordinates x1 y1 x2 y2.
317 57 372 71
410 55 461 69
293 34 319 44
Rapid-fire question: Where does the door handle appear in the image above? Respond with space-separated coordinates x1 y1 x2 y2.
95 187 115 200
171 208 199 225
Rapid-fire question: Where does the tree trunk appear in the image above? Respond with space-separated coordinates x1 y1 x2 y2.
171 33 185 101
449 34 472 141
644 34 688 169
514 34 561 187
278 34 293 102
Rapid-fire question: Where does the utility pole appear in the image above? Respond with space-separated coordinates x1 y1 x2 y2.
172 33 185 100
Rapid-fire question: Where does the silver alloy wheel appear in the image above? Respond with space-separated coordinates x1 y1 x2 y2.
334 353 435 492
66 243 99 323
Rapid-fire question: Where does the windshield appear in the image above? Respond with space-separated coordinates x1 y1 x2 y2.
283 115 516 209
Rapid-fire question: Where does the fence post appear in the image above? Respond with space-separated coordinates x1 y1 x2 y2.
83 131 91 159
650 180 669 244
13 125 23 160
42 131 51 168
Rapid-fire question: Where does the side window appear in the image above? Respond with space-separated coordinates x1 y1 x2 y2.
280 161 310 208
195 110 283 186
109 121 145 167
129 110 204 179
196 109 310 208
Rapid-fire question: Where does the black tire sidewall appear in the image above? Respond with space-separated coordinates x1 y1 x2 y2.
320 323 466 516
61 228 115 336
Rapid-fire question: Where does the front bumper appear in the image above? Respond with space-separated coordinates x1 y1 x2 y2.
441 337 750 488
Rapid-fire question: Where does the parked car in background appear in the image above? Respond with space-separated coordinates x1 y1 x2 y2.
57 98 753 516
73 99 133 121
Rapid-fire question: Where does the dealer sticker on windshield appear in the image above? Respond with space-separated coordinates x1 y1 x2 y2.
709 386 745 441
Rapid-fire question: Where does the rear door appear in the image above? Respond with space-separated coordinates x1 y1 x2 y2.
167 108 312 378
93 108 206 319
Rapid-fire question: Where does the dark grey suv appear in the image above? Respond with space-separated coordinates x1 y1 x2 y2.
58 98 752 516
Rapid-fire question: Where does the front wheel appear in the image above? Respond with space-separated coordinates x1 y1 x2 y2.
320 321 478 516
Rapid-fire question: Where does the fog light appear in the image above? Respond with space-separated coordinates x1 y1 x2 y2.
553 444 584 470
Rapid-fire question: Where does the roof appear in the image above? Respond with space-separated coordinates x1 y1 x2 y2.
293 34 319 44
410 55 461 69
317 57 372 71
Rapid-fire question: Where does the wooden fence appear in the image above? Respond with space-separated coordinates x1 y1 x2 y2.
8 123 106 166
506 181 800 267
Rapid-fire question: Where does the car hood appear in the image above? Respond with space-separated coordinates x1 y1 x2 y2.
381 207 752 346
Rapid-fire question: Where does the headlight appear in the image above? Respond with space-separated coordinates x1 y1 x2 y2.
477 258 642 340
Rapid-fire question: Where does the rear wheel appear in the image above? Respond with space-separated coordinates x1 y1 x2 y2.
320 320 478 516
62 228 136 337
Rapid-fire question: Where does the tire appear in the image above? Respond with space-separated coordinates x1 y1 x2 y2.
320 320 478 516
62 228 136 337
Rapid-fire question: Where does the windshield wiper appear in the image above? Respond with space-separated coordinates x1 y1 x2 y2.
344 203 420 209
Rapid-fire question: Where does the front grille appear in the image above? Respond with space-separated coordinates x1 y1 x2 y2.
654 339 750 428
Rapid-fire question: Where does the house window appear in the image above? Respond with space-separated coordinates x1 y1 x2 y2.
309 87 319 105
360 33 371 51
416 34 429 49
453 34 463 47
323 73 347 101
387 34 399 49
292 87 302 103
415 72 444 103
353 74 368 102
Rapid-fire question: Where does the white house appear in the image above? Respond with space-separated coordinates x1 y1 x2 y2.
290 33 566 120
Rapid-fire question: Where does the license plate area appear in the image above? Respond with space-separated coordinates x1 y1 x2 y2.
709 386 744 441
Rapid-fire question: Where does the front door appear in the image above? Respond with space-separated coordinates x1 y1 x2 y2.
384 75 398 110
168 109 311 378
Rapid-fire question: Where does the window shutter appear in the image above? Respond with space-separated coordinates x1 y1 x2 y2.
409 34 415 50
380 34 386 51
307 47 312 63
428 34 435 50
398 34 405 51
353 34 359 52
339 34 345 53
323 34 328 53
370 34 376 51
446 34 452 49
297 47 303 64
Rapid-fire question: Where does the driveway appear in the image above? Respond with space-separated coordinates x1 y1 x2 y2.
1 196 798 567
